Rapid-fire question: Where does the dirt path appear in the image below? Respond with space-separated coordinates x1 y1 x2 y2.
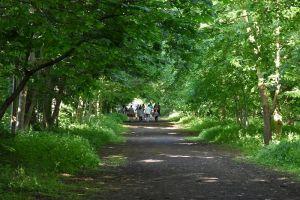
77 121 300 200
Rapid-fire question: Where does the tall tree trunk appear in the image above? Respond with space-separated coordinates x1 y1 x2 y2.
234 95 242 126
242 10 272 144
42 97 52 129
45 82 65 128
49 96 62 128
10 76 19 135
242 87 249 128
42 71 54 129
257 68 272 145
24 88 37 129
16 85 28 130
272 1 283 135
76 98 84 122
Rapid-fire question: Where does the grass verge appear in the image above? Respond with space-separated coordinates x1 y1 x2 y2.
171 115 300 177
0 113 127 199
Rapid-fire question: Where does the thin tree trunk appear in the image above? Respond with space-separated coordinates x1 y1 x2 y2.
16 85 28 130
76 98 84 122
234 96 241 125
50 80 65 127
49 96 62 128
0 74 31 121
242 87 249 128
42 97 52 129
10 76 19 135
0 44 79 122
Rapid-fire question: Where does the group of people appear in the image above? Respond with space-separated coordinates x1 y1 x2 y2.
122 103 161 122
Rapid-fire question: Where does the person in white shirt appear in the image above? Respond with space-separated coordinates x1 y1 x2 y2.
145 104 152 122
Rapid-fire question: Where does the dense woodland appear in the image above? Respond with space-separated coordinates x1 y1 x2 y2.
0 0 299 199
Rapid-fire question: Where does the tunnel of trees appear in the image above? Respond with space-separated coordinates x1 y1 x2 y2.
1 0 299 143
0 0 299 198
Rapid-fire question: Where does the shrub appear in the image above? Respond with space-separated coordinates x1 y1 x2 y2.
187 118 230 133
178 116 196 124
197 124 240 144
0 165 65 199
13 133 100 173
282 124 300 136
167 112 185 122
108 113 128 123
0 113 127 199
66 127 123 148
255 140 300 167
86 114 127 134
58 114 126 148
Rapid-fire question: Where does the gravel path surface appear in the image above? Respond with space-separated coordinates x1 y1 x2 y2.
81 121 300 200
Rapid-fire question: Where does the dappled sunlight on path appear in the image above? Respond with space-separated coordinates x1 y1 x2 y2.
73 121 300 200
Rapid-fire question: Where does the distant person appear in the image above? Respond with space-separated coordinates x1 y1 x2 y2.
145 104 152 122
137 105 144 121
149 102 153 110
128 105 135 121
153 108 159 122
121 105 127 115
154 102 161 115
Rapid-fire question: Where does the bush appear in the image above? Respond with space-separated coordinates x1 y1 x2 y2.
178 116 196 124
282 124 300 136
167 112 185 122
13 133 100 173
0 113 127 199
0 165 66 199
186 117 232 133
58 114 126 148
86 114 127 134
65 127 123 148
192 124 240 144
108 113 128 123
255 140 300 167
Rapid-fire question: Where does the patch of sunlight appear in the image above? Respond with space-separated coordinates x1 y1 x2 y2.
61 173 72 177
168 132 178 135
160 126 177 130
138 159 164 163
144 127 157 129
198 176 219 183
160 153 191 158
277 177 288 181
250 178 267 182
100 155 127 167
177 142 196 145
71 177 94 181
195 156 215 159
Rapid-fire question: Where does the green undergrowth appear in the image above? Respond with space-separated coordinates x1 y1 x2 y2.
173 115 300 176
0 113 127 199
